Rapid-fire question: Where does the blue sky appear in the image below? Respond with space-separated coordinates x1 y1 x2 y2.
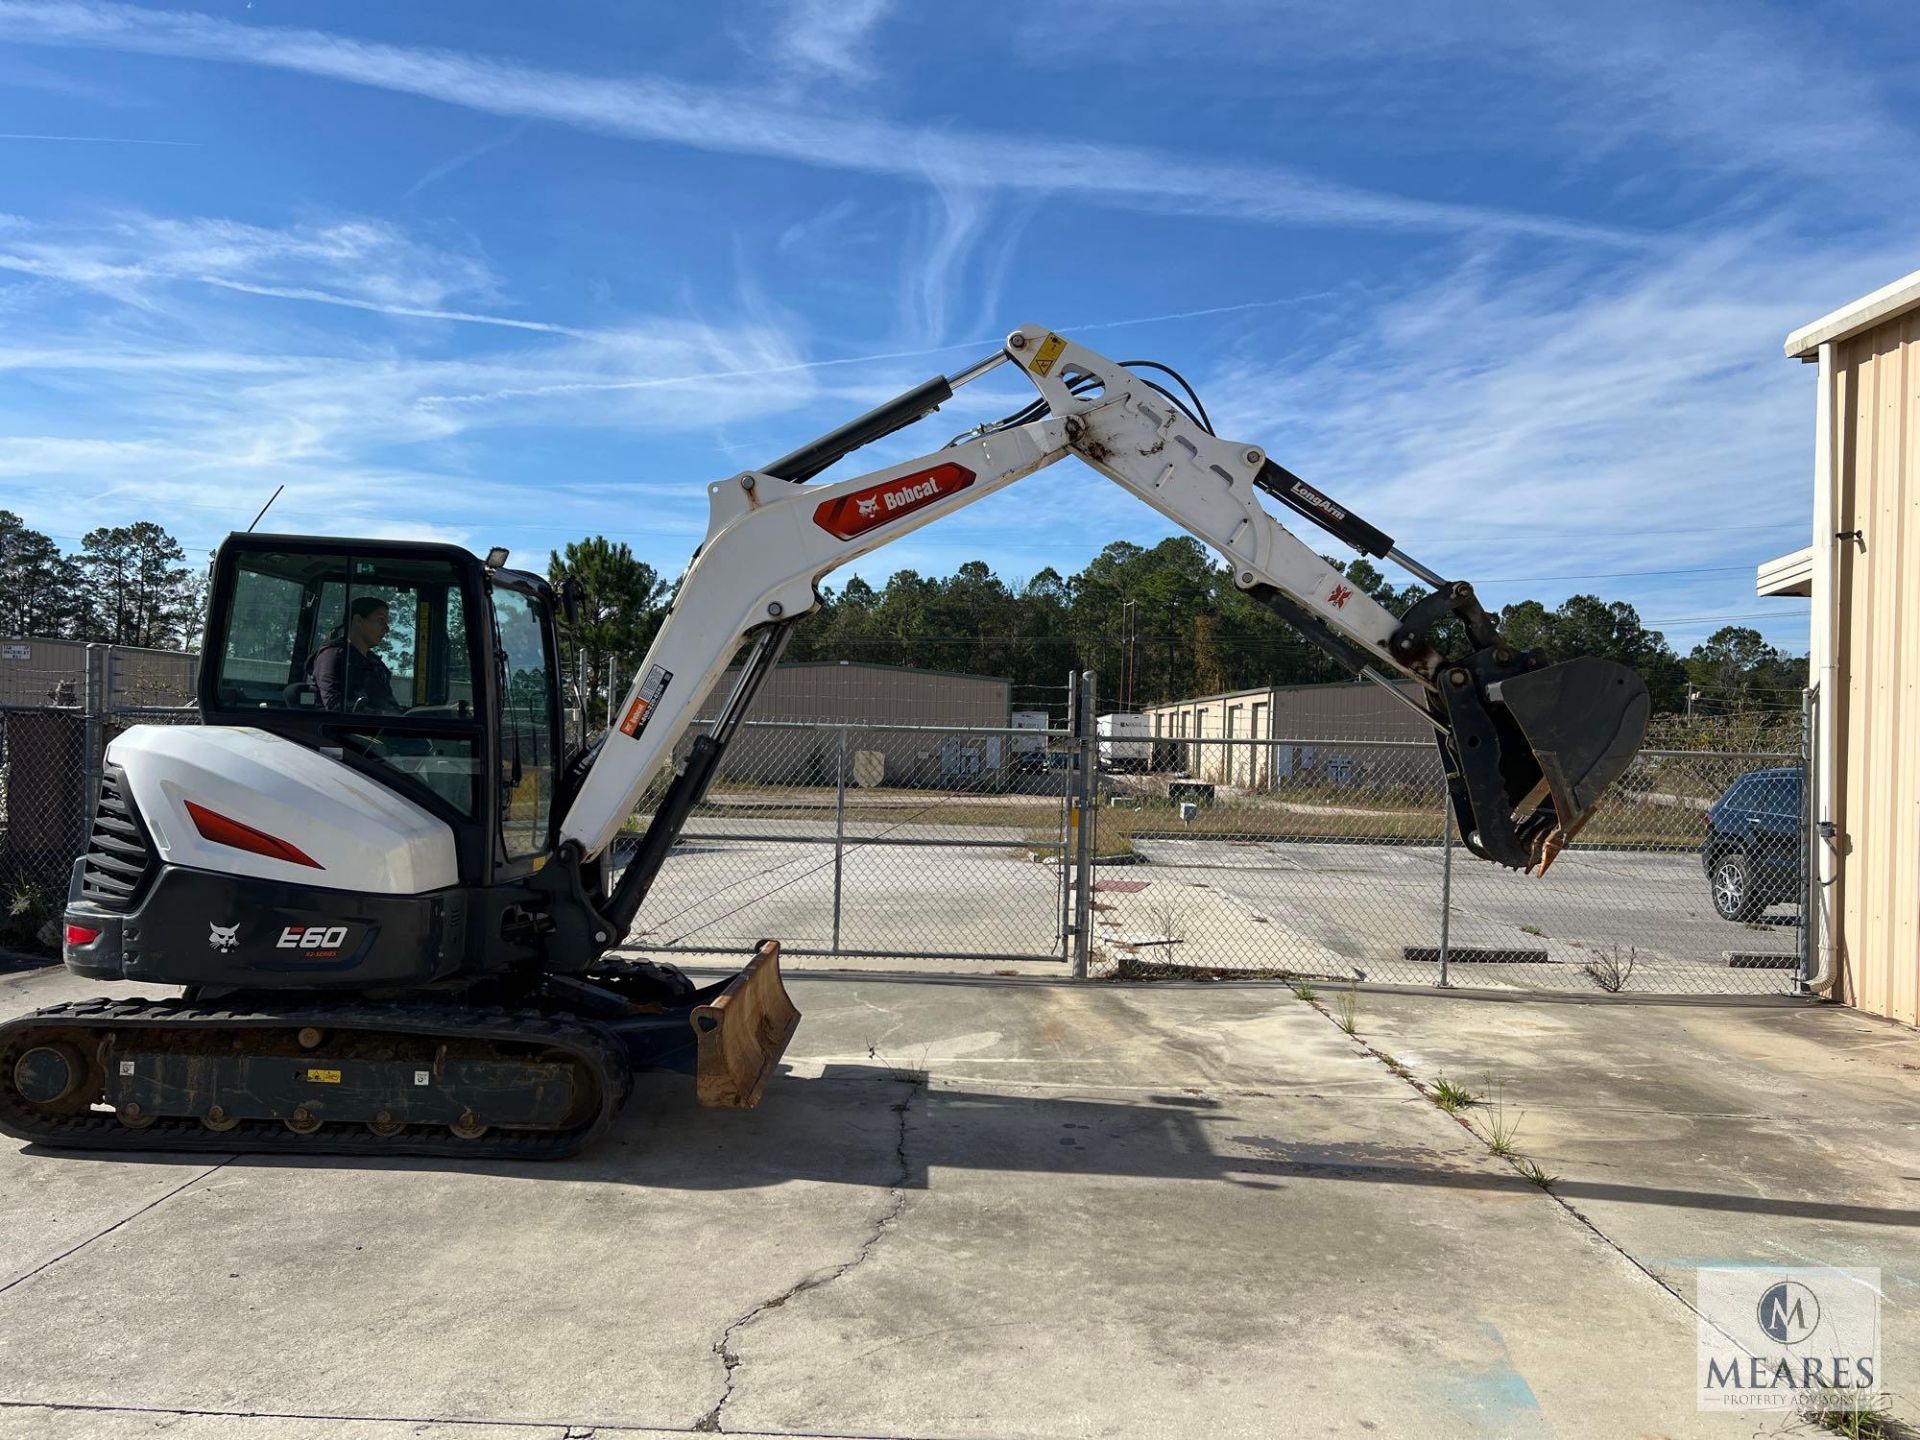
2 1 1914 655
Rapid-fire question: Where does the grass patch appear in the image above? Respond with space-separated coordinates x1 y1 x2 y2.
1795 1392 1911 1439
1480 1076 1525 1158
1584 943 1638 993
1333 984 1358 1035
866 1042 929 1088
1516 1157 1558 1191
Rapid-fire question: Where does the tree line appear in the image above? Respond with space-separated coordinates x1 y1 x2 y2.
552 532 1807 719
0 511 202 649
0 512 1802 717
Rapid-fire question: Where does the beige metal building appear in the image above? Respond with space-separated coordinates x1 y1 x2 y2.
1142 679 1433 789
1759 270 1920 1025
695 661 1014 788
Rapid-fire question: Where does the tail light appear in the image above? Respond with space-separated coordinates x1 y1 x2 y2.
64 923 101 947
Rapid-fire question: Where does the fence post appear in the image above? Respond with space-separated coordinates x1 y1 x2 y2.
831 722 848 956
1800 684 1817 993
1437 806 1454 988
1071 670 1097 979
1059 673 1077 959
81 643 107 819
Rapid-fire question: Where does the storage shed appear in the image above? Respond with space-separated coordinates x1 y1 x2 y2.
1768 270 1920 1025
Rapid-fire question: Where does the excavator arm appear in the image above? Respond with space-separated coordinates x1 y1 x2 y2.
559 325 1650 948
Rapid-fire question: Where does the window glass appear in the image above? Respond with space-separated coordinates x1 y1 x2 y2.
1752 773 1800 818
213 549 482 816
342 731 481 816
492 585 556 858
214 550 469 716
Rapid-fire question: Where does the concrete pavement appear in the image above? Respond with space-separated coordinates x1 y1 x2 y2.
0 958 1908 1438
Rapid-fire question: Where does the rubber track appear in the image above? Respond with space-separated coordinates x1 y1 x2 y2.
0 997 629 1160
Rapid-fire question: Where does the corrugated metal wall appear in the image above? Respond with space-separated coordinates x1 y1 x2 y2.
1142 679 1436 788
1831 317 1920 1025
692 662 1012 787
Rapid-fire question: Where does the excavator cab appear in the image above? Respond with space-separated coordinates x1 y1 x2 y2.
199 534 564 888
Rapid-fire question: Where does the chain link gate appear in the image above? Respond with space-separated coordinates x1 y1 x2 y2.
624 718 1078 964
1084 677 1811 996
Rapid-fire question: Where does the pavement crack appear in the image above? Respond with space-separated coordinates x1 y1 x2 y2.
1305 998 1733 1339
692 1078 921 1434
0 1157 235 1299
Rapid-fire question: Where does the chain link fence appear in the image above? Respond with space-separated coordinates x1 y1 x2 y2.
0 644 1812 995
621 719 1076 962
1085 728 1809 995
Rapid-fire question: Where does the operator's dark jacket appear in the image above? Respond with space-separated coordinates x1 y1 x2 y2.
308 639 397 713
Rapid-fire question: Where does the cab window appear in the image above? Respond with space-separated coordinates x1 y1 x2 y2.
492 584 557 859
214 551 474 717
212 549 483 816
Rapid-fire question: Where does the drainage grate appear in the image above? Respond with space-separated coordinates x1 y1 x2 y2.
1725 952 1797 970
1402 946 1553 965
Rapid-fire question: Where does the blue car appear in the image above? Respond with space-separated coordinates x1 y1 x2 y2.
1702 767 1804 921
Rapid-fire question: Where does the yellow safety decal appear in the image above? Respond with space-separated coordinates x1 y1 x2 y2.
306 1068 342 1084
1030 333 1067 376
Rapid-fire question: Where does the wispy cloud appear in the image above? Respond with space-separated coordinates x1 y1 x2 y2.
0 0 1641 245
0 130 195 144
1019 1 1912 188
0 207 832 561
1184 230 1893 645
766 0 894 87
193 276 588 335
402 119 529 200
899 168 989 345
0 212 502 315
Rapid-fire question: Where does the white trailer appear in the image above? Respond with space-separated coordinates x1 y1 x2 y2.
1010 709 1050 770
1097 712 1152 771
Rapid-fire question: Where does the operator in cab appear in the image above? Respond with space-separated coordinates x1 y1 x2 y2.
310 595 400 714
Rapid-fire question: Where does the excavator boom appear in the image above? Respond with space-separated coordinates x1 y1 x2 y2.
568 325 1651 932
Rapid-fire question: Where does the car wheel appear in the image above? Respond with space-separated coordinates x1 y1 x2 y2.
1710 851 1760 921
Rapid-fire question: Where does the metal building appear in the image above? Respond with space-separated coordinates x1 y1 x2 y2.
1760 270 1920 1025
1141 678 1433 788
694 661 1013 789
0 638 199 709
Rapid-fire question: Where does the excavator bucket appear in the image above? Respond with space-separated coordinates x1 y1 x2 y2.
1440 655 1650 873
690 940 802 1108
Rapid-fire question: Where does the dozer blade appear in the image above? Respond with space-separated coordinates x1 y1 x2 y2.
1439 654 1649 873
691 940 801 1108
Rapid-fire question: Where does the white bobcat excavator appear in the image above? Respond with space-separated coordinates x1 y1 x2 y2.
0 326 1649 1158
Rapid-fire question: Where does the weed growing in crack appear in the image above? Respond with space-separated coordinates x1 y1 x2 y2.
1480 1075 1525 1158
1292 980 1318 1002
1431 1076 1477 1113
867 1041 930 1088
1517 1157 1558 1191
1146 901 1188 945
1333 984 1358 1035
1791 1389 1911 1439
1584 943 1637 994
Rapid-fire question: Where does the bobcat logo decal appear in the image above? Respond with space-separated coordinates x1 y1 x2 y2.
207 922 240 952
855 495 879 518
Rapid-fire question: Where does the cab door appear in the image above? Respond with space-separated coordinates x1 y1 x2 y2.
488 578 562 873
